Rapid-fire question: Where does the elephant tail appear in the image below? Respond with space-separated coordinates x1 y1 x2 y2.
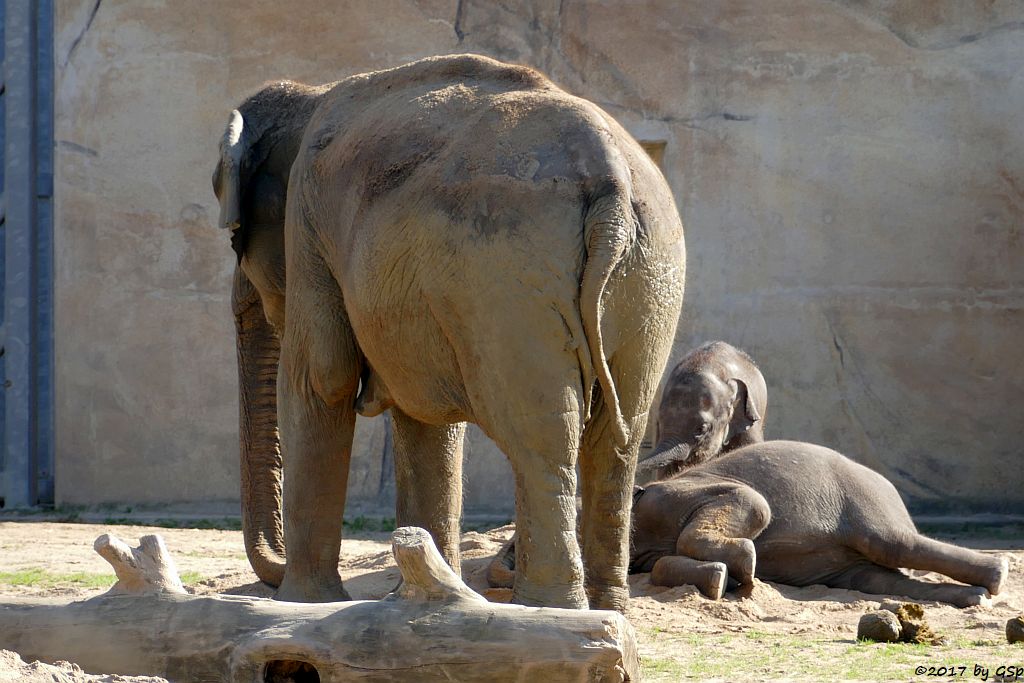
579 180 635 450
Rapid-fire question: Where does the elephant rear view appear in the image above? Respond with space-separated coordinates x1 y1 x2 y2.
215 54 685 611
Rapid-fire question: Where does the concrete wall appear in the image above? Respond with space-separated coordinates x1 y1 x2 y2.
54 0 1024 514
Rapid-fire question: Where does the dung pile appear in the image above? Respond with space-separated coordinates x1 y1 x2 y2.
857 602 945 645
1008 616 1024 644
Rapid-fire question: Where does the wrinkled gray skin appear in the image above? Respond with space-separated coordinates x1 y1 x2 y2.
638 341 766 481
212 55 686 610
216 81 331 588
631 441 1008 608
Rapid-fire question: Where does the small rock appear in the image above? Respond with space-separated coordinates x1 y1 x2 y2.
858 610 902 642
878 599 904 615
1007 616 1024 644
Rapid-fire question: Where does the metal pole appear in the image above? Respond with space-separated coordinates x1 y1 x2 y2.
3 0 39 508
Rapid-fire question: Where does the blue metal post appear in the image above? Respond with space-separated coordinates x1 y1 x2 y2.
2 0 53 508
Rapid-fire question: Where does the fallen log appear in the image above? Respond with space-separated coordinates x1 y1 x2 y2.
0 527 639 682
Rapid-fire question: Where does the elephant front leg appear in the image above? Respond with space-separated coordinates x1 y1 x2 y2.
276 382 356 602
274 250 361 603
675 485 771 586
391 408 467 573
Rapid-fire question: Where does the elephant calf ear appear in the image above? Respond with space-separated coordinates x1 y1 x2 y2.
729 378 761 430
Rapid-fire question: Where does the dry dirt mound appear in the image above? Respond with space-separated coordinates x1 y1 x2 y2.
0 650 168 683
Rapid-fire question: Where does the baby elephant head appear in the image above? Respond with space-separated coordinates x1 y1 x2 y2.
639 362 763 480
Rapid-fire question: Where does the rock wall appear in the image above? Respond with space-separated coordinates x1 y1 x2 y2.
54 1 1024 514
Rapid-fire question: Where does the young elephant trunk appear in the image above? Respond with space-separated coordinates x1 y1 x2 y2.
233 268 287 587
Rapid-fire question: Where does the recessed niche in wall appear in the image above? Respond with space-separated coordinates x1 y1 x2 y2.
639 140 667 169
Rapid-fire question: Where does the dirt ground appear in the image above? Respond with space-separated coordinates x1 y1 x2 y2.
1 520 1021 681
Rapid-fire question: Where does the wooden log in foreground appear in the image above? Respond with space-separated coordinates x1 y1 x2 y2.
0 527 639 682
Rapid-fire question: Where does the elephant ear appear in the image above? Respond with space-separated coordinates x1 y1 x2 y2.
215 109 249 258
727 378 761 436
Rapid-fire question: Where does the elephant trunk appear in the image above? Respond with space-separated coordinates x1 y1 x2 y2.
636 436 692 479
233 268 287 587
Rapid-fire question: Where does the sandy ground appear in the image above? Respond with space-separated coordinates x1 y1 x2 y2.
0 520 1021 681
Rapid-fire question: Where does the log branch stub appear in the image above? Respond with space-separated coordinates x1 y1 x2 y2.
93 534 186 596
391 526 484 603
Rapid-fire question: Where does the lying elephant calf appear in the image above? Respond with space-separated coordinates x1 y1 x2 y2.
630 440 1008 608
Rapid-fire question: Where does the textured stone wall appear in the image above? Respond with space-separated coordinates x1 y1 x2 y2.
54 1 1024 514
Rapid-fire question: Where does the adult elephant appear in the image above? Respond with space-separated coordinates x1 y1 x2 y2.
213 55 685 610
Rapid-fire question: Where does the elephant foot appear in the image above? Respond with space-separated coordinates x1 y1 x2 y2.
486 536 517 589
587 584 630 613
651 556 728 600
730 538 757 585
512 579 588 610
275 573 351 603
983 556 1009 596
954 586 993 609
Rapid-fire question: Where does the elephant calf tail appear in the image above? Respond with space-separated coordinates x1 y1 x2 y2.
579 180 635 450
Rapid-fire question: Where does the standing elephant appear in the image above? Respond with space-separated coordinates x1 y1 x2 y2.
638 340 767 480
213 54 686 610
630 441 1008 607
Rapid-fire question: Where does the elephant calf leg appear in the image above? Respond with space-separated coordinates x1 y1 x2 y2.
852 532 1008 596
897 536 1007 596
675 485 770 585
651 556 729 599
832 563 991 608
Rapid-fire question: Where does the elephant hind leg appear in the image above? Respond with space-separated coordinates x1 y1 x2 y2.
850 532 1007 595
830 562 991 608
490 408 587 609
579 322 682 612
391 408 467 573
674 484 771 585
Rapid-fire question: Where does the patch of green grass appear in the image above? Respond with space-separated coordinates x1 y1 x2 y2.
343 516 396 533
0 568 116 589
178 571 206 586
642 657 686 678
640 630 1024 681
91 517 243 530
0 568 207 590
151 518 243 531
